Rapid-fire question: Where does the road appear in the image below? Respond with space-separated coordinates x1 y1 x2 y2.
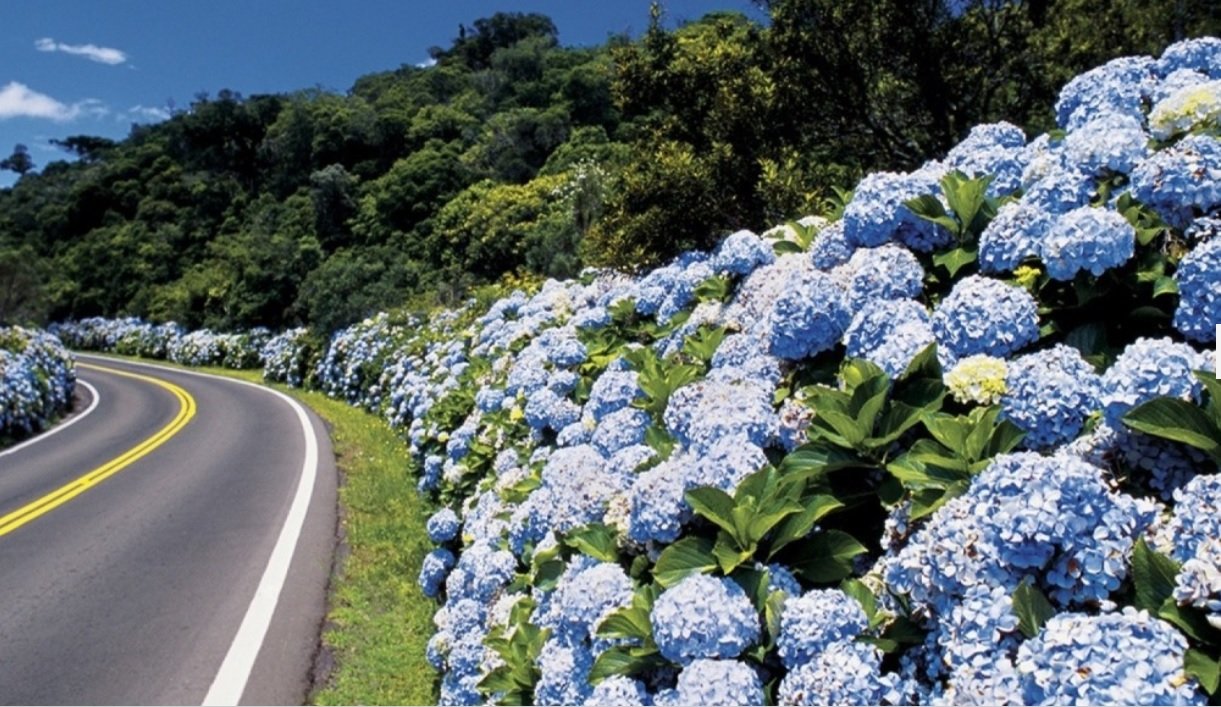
0 354 337 705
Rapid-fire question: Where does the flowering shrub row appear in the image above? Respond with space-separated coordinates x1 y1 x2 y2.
55 37 1221 706
50 317 277 371
0 326 76 443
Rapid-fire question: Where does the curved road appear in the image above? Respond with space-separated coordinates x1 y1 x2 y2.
0 354 337 705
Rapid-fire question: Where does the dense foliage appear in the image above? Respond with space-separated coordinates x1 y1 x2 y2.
56 37 1221 705
3 1 1217 332
0 326 75 443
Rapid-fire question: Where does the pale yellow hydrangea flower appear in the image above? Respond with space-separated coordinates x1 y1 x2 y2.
944 354 1009 405
1149 80 1221 141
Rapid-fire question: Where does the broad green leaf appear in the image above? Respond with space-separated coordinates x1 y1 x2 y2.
904 194 959 234
772 240 805 255
1153 275 1180 298
564 524 619 563
596 606 654 642
1185 649 1221 695
816 409 869 447
588 645 665 683
849 374 891 433
746 503 805 544
777 443 861 481
983 419 1027 458
1131 538 1181 612
786 529 867 584
1158 598 1214 643
653 536 717 587
533 559 565 591
1012 580 1056 638
768 494 845 558
1195 370 1221 426
1123 398 1220 457
841 578 879 626
933 246 978 277
921 413 970 454
963 406 1001 461
686 487 738 536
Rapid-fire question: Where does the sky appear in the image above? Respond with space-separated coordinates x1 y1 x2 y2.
0 1 766 187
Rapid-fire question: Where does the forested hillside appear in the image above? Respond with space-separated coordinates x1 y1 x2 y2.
1 0 1216 332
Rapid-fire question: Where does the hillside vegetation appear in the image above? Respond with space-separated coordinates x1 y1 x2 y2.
2 0 1217 332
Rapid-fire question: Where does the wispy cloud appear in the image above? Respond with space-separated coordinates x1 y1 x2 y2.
416 57 437 68
0 82 106 122
35 37 128 65
125 104 170 122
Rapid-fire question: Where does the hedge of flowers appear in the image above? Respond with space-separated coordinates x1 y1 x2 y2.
0 325 76 443
54 38 1221 706
50 317 275 371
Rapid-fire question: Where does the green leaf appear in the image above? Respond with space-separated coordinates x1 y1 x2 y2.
1012 580 1056 638
786 529 867 584
941 170 992 237
745 502 804 544
1194 370 1221 427
533 559 565 591
772 239 805 255
841 578 879 626
1123 398 1220 457
1185 649 1221 695
904 194 959 234
933 246 978 277
588 645 665 683
921 413 969 454
597 606 654 642
685 487 738 536
777 443 861 481
644 424 676 460
713 534 753 573
653 536 717 588
767 494 844 558
1153 275 1180 298
563 524 619 563
1158 598 1215 643
1131 538 1181 612
983 419 1027 459
816 409 869 446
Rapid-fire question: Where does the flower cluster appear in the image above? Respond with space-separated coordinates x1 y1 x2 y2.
0 326 76 441
46 36 1221 706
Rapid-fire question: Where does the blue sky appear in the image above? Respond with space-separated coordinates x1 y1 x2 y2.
0 1 765 187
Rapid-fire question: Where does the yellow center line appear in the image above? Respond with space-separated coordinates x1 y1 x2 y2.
0 363 197 537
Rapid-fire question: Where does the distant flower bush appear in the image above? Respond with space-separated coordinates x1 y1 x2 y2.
0 326 75 442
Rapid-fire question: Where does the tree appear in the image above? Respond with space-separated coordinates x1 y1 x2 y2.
0 144 34 176
50 136 116 163
0 245 48 324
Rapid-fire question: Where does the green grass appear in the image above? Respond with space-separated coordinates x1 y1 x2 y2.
89 356 438 705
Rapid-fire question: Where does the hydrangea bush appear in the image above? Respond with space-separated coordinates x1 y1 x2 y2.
53 38 1221 706
0 325 76 443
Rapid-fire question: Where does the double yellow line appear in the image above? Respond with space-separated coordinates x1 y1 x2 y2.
0 363 197 537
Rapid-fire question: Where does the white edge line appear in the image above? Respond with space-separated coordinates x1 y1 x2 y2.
74 354 319 707
0 379 101 459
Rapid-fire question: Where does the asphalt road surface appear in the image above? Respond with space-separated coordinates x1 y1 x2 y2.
0 354 337 705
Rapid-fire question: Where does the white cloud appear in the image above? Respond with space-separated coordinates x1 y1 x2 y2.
35 37 127 65
0 82 107 122
0 81 75 120
416 57 437 68
125 104 170 122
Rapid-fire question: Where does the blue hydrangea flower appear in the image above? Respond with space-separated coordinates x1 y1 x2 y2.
766 268 850 360
979 201 1053 274
1015 608 1205 705
524 387 582 432
809 219 856 269
843 298 936 378
663 659 763 707
778 589 869 668
1002 344 1102 450
1157 36 1221 79
1100 337 1211 428
1041 206 1136 280
1023 163 1096 214
761 562 803 598
886 452 1159 609
1173 237 1221 344
590 407 651 457
943 122 1028 197
663 377 776 454
1131 134 1221 229
511 445 632 549
843 244 925 310
626 453 696 544
777 642 897 706
1163 474 1221 563
537 558 633 641
1055 55 1157 130
535 636 594 706
931 276 1039 359
1111 425 1215 500
713 229 775 276
1173 536 1221 625
583 676 650 706
443 540 517 603
931 583 1022 675
651 574 760 664
843 169 952 252
427 507 461 543
585 368 643 422
418 548 456 598
1064 113 1151 176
